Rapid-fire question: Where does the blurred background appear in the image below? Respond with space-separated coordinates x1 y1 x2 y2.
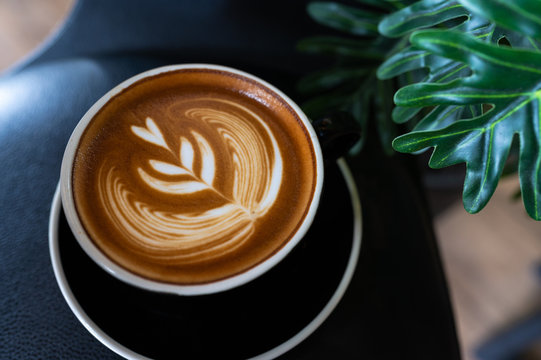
2 0 541 359
0 0 72 70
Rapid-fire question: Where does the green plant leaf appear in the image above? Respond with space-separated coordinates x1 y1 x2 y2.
307 2 381 36
379 46 471 129
378 8 491 81
351 0 400 11
297 36 386 59
492 27 541 50
392 30 541 219
300 82 373 152
379 13 492 129
392 105 423 124
297 67 370 94
379 0 469 38
299 0 477 156
378 47 454 80
458 0 541 39
301 90 353 119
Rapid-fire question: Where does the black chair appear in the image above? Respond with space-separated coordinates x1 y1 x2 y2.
0 1 460 358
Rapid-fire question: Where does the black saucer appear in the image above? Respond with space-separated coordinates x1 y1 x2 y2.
49 159 361 359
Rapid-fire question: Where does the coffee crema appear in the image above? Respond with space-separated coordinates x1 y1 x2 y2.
72 68 318 284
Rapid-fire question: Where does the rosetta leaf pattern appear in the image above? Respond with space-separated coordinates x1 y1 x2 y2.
149 160 190 176
179 137 194 172
131 118 217 196
193 132 216 186
131 117 169 150
100 100 285 264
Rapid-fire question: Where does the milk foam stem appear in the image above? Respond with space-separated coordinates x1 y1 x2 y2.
131 99 284 219
96 105 285 261
133 117 250 214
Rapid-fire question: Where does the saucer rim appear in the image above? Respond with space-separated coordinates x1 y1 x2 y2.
48 158 362 360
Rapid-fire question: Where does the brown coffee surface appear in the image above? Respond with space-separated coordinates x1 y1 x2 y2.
72 68 318 284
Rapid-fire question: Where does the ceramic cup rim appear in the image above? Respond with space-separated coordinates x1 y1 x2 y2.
60 63 325 296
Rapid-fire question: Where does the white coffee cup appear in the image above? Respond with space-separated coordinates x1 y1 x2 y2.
60 64 329 296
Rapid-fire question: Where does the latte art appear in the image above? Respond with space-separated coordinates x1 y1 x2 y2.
70 68 318 285
99 98 283 263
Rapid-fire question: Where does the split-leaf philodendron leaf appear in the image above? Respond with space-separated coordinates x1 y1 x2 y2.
457 0 541 39
299 0 477 154
392 30 541 219
301 0 541 219
378 13 492 127
378 0 469 38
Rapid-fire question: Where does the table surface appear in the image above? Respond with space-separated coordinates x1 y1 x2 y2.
0 1 460 358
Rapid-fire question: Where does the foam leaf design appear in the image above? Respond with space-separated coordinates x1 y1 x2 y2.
149 160 190 176
137 168 210 194
100 101 284 263
131 117 168 150
192 131 215 186
392 30 541 219
179 137 194 172
131 122 216 196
